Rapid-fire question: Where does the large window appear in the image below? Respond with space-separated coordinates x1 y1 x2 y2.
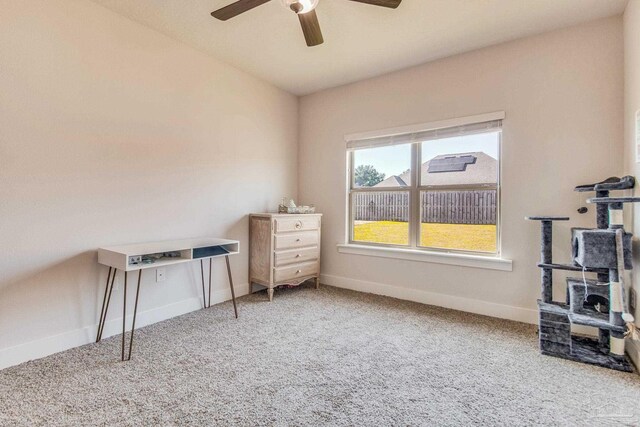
348 117 501 255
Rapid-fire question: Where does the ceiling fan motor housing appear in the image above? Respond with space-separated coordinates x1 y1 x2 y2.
281 0 319 14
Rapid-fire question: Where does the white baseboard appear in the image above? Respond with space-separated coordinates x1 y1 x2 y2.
0 284 249 371
321 273 538 324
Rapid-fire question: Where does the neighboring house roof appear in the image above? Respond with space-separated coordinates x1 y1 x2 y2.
374 175 408 187
373 152 497 188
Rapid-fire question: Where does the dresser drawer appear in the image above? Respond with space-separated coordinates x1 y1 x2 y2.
274 231 318 250
274 261 319 283
275 246 319 267
274 216 320 233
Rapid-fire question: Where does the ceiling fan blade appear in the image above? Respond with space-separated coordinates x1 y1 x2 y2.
298 10 324 47
211 0 271 21
346 0 401 8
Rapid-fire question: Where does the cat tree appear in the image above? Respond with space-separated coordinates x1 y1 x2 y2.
526 176 637 372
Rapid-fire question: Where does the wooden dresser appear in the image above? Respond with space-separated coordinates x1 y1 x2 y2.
249 213 322 301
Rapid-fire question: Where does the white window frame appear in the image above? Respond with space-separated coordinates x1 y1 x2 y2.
345 112 505 258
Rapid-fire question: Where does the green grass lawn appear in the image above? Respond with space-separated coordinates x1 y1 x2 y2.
353 221 497 252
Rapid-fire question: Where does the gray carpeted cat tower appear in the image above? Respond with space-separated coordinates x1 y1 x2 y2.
526 176 639 372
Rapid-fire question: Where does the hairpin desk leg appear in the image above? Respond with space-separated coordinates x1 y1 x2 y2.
200 259 207 309
96 267 113 342
121 271 128 361
225 255 238 318
98 269 116 342
126 269 142 361
208 258 212 308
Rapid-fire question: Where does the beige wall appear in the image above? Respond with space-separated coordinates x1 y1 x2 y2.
0 0 298 367
299 17 624 321
623 0 640 366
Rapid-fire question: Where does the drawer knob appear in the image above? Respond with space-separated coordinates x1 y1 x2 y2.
295 221 302 229
296 238 301 242
296 270 301 274
296 254 301 258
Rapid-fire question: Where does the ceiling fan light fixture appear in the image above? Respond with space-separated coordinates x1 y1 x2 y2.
281 0 319 14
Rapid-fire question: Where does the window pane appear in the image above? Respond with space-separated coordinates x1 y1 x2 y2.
419 132 499 253
353 144 411 188
420 190 497 252
352 191 410 246
420 132 499 187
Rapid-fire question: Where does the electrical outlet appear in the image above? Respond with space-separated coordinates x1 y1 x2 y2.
156 268 166 283
630 288 637 313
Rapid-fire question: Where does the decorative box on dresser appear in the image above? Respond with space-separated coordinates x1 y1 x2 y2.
249 213 322 301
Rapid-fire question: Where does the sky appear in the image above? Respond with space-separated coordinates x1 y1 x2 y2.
353 131 500 178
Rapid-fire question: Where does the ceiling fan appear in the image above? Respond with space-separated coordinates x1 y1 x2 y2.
211 0 402 47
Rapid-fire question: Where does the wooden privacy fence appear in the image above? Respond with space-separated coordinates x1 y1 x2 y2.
352 192 410 222
352 190 497 224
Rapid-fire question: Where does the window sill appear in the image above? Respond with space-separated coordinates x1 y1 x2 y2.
336 244 513 272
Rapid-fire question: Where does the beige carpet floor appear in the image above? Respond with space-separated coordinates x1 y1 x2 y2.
1 285 639 426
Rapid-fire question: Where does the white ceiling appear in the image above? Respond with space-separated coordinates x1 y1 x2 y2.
89 0 628 95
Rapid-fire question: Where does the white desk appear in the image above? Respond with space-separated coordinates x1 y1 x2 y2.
97 237 240 361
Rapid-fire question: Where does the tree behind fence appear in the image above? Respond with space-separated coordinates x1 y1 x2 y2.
352 190 496 224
